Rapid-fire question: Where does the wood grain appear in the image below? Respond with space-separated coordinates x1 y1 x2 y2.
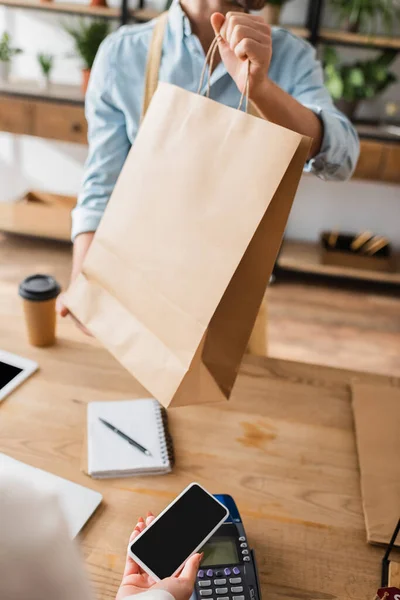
353 140 385 182
381 144 400 184
268 275 400 377
0 90 87 144
0 95 34 135
389 561 400 587
34 102 87 144
1 234 399 600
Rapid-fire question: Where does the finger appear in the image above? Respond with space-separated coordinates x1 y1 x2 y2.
211 12 225 36
135 520 146 533
229 24 269 52
146 514 155 526
179 553 203 584
56 295 69 317
124 529 142 576
128 525 142 544
222 12 267 41
234 38 269 64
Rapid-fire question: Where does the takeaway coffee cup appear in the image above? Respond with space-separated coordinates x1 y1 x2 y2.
19 274 61 347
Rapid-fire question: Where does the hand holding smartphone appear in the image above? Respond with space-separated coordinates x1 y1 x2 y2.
129 483 229 581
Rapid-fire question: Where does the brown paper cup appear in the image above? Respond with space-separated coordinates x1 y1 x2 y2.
22 297 57 347
19 274 61 348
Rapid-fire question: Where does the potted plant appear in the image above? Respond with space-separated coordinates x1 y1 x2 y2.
0 32 22 82
323 46 398 120
90 0 108 8
64 19 110 94
261 0 293 25
329 0 400 35
37 53 54 90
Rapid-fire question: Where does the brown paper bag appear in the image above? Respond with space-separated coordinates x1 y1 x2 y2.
66 48 310 408
352 383 400 546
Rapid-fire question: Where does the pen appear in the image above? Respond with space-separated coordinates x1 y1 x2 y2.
99 418 153 457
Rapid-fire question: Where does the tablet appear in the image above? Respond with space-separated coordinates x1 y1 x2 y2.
0 350 38 402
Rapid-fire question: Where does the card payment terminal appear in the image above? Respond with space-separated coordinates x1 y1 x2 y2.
194 495 261 600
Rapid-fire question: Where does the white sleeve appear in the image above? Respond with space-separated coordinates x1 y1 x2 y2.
125 590 176 600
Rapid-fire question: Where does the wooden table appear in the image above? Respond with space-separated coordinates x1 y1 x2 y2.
1 233 399 600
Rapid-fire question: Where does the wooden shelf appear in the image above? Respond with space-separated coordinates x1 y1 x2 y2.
0 0 306 28
0 0 160 20
277 240 400 286
132 7 160 22
0 0 122 17
0 78 84 105
284 25 310 39
356 123 400 144
319 28 400 50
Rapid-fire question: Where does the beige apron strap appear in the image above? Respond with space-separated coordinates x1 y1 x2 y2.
141 11 169 120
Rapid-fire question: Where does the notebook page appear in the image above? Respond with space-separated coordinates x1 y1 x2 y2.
88 399 168 475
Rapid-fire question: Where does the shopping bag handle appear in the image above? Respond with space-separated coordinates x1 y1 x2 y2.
197 35 250 113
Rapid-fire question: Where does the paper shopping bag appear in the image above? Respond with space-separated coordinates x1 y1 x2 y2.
66 82 310 408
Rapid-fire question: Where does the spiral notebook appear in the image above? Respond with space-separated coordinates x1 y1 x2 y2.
87 399 173 479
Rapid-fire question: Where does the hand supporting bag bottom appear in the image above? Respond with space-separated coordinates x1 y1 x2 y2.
66 55 311 409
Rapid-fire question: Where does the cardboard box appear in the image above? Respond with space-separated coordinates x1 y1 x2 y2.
0 191 75 242
321 231 395 273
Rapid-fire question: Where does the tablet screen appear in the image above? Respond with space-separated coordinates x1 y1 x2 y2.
0 361 23 390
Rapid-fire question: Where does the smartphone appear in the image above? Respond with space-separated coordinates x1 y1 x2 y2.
129 482 229 581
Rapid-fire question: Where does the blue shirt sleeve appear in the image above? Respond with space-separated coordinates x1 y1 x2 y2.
285 34 360 181
71 36 131 241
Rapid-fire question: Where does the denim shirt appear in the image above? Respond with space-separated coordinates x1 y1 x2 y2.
72 1 360 240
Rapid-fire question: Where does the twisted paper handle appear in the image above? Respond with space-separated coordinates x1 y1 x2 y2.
197 35 250 113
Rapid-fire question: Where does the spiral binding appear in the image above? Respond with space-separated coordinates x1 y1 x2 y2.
154 401 175 468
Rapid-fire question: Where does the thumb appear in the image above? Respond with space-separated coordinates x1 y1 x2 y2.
179 553 202 584
210 12 225 37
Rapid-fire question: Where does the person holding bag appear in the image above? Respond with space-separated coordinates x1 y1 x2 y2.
58 0 359 332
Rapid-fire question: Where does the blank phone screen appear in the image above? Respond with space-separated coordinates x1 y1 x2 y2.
0 361 22 390
131 484 228 579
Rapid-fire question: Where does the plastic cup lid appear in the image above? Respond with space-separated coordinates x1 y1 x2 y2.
19 274 61 302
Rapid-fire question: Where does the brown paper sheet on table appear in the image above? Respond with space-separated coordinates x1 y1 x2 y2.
66 81 310 408
351 383 400 546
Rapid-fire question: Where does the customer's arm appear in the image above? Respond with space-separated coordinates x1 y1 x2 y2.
211 12 359 181
58 34 130 320
0 475 199 600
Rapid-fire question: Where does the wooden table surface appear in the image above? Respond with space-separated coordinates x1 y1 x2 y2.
1 233 399 600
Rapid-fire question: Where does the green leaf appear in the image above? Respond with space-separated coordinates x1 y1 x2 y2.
63 19 110 70
0 31 23 62
348 68 365 87
323 46 339 66
326 73 344 99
